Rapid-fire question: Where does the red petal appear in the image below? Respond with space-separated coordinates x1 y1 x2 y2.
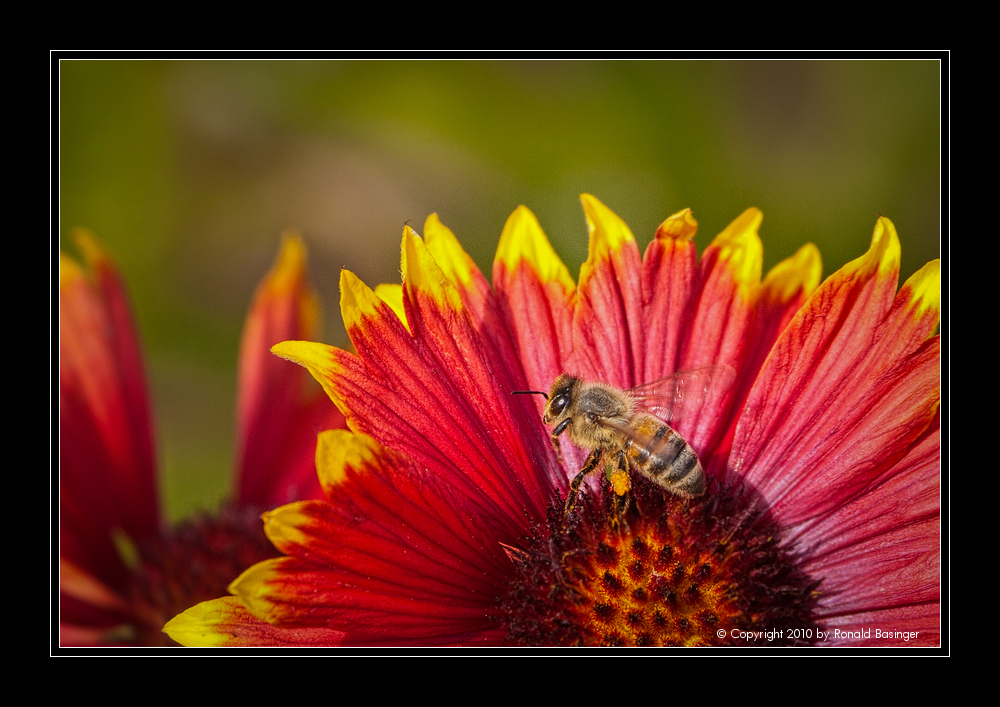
675 209 762 460
235 235 344 507
60 233 159 588
492 206 576 394
730 218 939 525
640 208 700 384
321 229 558 524
699 245 821 482
423 215 545 458
800 414 940 646
571 195 646 388
230 436 514 645
164 597 348 646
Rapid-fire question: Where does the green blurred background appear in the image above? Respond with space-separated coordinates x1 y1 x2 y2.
59 60 941 521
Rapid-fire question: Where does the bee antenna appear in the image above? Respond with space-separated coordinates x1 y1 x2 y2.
511 390 548 400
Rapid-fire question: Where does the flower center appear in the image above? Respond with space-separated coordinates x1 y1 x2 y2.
122 505 280 646
501 477 820 646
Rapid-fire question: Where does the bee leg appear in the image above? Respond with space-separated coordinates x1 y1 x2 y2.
610 452 632 529
565 449 603 514
549 433 564 463
614 490 632 527
549 418 571 463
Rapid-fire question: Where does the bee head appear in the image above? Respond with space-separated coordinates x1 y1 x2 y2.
543 374 580 425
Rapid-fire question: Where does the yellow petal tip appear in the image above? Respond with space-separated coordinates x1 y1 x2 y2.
162 598 242 647
494 205 575 291
903 259 940 321
70 227 109 271
60 251 85 289
423 213 477 288
655 208 698 241
63 228 114 287
402 224 463 312
255 232 319 339
270 340 346 413
340 268 388 331
373 283 409 331
270 339 336 369
261 501 313 551
710 208 764 293
847 215 902 279
760 242 823 304
315 429 384 495
581 193 635 256
267 231 307 293
228 557 284 619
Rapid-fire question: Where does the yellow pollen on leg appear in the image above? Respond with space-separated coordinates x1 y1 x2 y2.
609 469 631 497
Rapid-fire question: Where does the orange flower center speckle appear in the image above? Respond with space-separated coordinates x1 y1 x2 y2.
501 477 820 647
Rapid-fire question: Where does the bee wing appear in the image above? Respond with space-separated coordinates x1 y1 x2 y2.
591 414 660 449
629 364 736 422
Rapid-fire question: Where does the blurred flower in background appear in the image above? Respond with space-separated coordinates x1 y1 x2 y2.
59 60 941 518
59 230 343 645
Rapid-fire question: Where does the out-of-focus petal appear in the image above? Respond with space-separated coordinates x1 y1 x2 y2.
235 233 344 507
59 558 133 643
60 231 159 589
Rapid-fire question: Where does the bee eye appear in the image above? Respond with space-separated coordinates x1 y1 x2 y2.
550 395 569 416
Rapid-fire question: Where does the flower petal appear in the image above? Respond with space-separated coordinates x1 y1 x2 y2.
675 209 763 459
373 283 408 331
59 558 133 643
491 205 584 474
236 234 344 507
492 204 576 418
423 215 533 401
746 241 823 381
422 214 490 313
274 230 559 526
708 242 823 470
60 231 159 589
731 217 940 526
639 208 700 384
683 207 763 366
799 413 940 646
225 430 515 645
572 194 645 388
164 596 348 647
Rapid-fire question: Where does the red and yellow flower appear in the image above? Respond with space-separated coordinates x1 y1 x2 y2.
166 196 940 647
59 230 343 646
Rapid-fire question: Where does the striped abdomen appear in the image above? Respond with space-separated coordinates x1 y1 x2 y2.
621 414 705 497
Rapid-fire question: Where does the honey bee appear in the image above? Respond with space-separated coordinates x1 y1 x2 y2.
516 366 734 511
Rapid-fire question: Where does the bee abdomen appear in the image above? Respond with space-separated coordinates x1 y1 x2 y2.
627 421 705 497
